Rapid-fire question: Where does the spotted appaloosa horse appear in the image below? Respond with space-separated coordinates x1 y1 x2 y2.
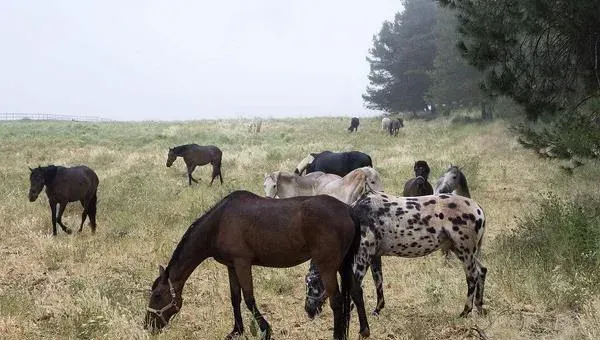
305 191 487 323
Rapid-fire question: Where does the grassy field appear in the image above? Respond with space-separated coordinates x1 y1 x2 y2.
1 116 599 339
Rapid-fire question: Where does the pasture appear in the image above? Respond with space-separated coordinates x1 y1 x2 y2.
1 116 599 339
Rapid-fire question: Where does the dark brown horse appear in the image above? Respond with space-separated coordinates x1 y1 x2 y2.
388 118 404 136
402 160 433 196
28 165 99 236
144 191 369 340
166 144 223 186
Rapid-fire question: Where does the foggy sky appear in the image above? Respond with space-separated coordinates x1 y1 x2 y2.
0 1 401 121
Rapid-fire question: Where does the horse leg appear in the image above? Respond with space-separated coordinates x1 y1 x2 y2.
233 261 271 339
455 249 480 317
186 164 198 185
78 199 88 232
319 268 345 340
49 201 58 236
352 243 374 338
226 266 244 339
56 203 72 234
371 256 385 315
474 257 488 314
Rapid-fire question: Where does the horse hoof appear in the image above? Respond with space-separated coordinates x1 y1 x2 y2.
360 327 371 338
260 327 272 340
478 307 489 316
65 229 72 235
371 309 380 316
224 331 242 340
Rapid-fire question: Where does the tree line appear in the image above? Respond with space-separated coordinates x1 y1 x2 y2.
364 0 599 160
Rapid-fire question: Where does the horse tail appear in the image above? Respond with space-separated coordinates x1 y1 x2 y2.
366 155 373 168
88 192 98 230
475 210 486 260
212 151 223 183
339 209 362 339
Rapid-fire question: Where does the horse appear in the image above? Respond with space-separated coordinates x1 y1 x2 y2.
166 144 223 186
402 160 433 196
265 167 383 205
434 165 471 197
28 165 99 236
305 192 487 322
294 151 373 177
389 118 404 136
348 117 359 132
381 117 391 131
263 171 341 198
144 191 370 340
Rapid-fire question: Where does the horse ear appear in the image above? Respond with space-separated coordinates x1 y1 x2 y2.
28 167 33 172
158 265 166 277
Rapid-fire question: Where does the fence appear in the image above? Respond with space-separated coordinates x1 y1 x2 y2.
0 113 112 122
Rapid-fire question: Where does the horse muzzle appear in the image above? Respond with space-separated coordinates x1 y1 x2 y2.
28 193 38 202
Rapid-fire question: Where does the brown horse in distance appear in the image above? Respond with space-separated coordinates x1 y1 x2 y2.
166 144 223 185
28 165 99 235
144 191 370 340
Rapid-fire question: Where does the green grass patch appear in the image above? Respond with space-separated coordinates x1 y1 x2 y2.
495 193 600 311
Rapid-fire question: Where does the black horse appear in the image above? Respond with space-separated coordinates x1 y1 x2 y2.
166 144 223 185
294 151 373 177
144 191 370 340
389 118 404 136
402 160 434 196
347 117 359 132
28 165 99 235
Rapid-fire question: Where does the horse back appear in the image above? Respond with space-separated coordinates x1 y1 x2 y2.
214 192 354 267
353 192 485 257
46 166 98 202
185 145 222 165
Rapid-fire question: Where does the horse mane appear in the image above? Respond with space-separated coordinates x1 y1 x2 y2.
456 169 471 197
41 165 59 184
171 144 194 156
165 191 238 273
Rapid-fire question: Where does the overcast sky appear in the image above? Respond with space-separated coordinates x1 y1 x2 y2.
0 1 401 121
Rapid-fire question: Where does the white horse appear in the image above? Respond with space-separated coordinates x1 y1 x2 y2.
264 167 384 205
263 171 340 198
294 154 315 175
381 117 391 131
434 165 471 197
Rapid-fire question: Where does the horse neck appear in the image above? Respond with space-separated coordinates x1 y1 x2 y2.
455 175 471 197
342 171 367 204
165 211 219 288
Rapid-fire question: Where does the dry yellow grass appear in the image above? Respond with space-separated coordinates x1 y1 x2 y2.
0 117 599 339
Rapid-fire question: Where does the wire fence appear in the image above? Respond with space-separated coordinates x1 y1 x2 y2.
0 113 112 122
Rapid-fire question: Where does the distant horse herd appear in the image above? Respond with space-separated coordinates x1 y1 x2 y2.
27 118 486 340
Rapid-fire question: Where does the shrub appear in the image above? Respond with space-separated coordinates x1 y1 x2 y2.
495 193 600 310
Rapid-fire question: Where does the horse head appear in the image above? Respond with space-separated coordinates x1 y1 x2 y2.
144 265 182 334
166 148 177 167
413 160 430 179
362 167 384 192
263 172 280 198
28 165 57 202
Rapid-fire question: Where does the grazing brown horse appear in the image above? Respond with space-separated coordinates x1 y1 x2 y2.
144 191 369 340
166 144 223 186
402 160 434 196
28 165 99 236
348 117 359 132
389 118 404 136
